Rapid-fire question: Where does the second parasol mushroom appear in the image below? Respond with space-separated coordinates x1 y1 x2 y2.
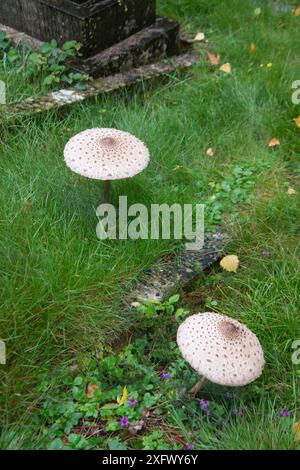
177 312 265 396
64 128 150 203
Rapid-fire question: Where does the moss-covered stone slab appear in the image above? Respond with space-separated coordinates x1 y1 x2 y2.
0 0 157 57
0 23 43 50
69 16 181 77
130 232 229 303
0 53 199 123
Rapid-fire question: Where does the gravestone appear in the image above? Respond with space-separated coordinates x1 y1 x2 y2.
0 0 182 76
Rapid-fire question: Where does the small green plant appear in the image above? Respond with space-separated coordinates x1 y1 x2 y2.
0 33 89 90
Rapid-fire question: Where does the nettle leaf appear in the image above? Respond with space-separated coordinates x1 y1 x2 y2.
168 294 180 304
108 438 128 451
47 438 64 450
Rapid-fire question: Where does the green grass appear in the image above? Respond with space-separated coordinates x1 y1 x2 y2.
0 0 300 449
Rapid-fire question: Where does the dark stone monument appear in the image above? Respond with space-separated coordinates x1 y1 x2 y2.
0 0 182 76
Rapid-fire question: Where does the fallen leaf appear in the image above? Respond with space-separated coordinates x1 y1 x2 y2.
250 43 256 53
254 7 262 16
194 32 205 42
266 63 273 68
208 52 220 66
117 386 128 406
294 116 300 128
220 255 239 273
87 384 98 399
287 187 296 195
219 63 232 74
22 199 32 212
293 6 300 16
268 138 280 147
294 421 300 441
294 422 300 433
206 147 215 156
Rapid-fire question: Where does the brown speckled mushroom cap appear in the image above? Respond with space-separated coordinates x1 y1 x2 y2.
177 312 265 386
64 128 150 180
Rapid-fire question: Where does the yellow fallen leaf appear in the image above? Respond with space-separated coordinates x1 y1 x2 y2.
254 7 262 16
266 63 273 68
220 255 239 273
294 422 300 433
293 6 300 16
206 147 215 156
208 52 220 66
117 386 128 406
294 421 300 441
87 384 98 399
287 187 296 195
294 116 300 128
194 32 205 42
250 43 256 54
268 138 280 147
219 63 232 74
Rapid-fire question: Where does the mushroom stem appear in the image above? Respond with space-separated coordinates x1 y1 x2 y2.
189 377 207 396
103 180 111 203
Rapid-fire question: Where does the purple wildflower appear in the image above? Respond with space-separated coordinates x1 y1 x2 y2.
128 398 138 407
233 408 244 417
226 391 233 399
262 250 270 257
185 443 195 450
161 370 170 380
199 399 209 411
120 417 129 428
279 408 292 417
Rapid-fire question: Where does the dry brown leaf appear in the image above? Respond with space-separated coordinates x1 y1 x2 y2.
287 187 296 195
294 116 300 128
87 384 98 399
268 138 280 147
207 52 220 66
220 255 239 273
194 32 205 42
219 63 232 74
206 147 215 156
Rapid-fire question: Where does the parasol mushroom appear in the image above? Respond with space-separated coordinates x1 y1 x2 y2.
64 128 150 203
177 312 265 396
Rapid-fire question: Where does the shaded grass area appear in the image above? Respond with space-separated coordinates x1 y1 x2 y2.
0 0 299 449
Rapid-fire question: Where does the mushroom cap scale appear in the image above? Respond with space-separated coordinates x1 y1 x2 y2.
64 128 150 180
177 312 265 387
